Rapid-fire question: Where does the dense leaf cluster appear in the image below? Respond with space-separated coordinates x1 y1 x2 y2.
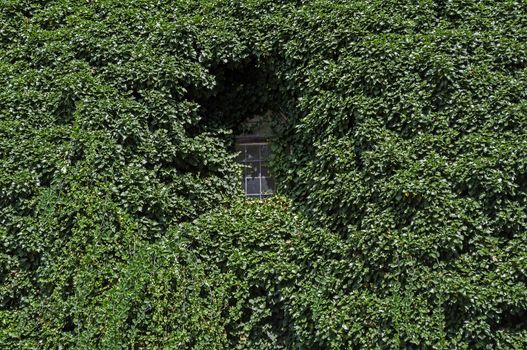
0 1 247 347
3 197 338 349
1 0 526 348
271 1 527 348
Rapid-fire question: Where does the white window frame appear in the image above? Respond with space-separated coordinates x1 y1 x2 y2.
235 140 274 199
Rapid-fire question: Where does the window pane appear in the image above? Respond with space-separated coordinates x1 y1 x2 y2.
245 145 260 161
246 178 260 194
261 177 274 194
245 162 260 178
260 164 270 177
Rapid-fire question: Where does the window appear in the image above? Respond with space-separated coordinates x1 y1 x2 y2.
235 141 275 199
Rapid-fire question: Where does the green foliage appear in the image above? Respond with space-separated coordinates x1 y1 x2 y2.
1 0 527 349
270 1 527 348
1 197 339 349
0 1 246 347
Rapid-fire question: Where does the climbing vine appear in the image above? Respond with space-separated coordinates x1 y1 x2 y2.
1 0 526 348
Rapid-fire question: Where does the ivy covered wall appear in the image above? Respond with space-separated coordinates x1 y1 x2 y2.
1 0 526 348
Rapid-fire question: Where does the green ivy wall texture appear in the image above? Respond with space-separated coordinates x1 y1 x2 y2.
1 1 526 349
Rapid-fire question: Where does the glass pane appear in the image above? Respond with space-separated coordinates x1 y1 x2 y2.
246 178 260 195
261 177 274 194
245 162 260 178
260 163 270 177
245 145 260 161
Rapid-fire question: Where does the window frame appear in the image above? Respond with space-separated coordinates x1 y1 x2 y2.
235 137 274 199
